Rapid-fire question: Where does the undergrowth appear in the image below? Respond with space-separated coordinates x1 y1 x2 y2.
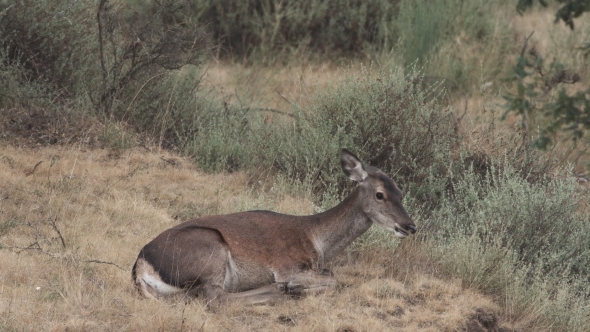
424 160 590 331
0 1 589 331
180 66 457 207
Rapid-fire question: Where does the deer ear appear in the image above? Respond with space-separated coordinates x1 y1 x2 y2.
341 149 368 183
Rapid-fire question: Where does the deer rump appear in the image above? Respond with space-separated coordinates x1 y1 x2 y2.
133 211 319 296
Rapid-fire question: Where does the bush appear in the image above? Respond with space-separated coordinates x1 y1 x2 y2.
396 0 498 66
0 0 213 149
260 67 457 200
0 50 50 109
395 0 513 92
94 0 211 120
178 66 457 207
433 162 590 286
160 0 399 63
174 88 254 171
0 0 96 99
427 160 590 330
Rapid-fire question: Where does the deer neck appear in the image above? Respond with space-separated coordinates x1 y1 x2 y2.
307 187 372 266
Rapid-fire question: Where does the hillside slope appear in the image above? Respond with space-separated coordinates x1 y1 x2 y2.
0 145 519 331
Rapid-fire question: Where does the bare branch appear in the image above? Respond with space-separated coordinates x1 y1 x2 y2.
49 217 66 249
85 259 128 271
250 107 295 118
25 161 43 176
276 88 292 105
520 31 535 57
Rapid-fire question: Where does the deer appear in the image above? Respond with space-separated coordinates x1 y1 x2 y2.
132 149 416 305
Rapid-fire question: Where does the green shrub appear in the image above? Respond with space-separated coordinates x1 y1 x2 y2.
100 122 137 152
176 90 255 172
0 0 96 98
433 163 590 286
427 160 590 330
396 0 496 66
0 50 51 109
178 66 457 207
502 32 590 149
395 0 512 93
157 0 399 63
260 67 457 200
94 0 211 118
0 0 212 149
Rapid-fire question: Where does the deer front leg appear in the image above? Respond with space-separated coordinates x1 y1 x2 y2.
204 271 338 306
284 270 339 296
203 282 292 307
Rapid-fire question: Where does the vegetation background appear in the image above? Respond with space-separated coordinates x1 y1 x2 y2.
1 0 589 331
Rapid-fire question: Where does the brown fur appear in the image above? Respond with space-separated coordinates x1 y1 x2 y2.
133 149 416 305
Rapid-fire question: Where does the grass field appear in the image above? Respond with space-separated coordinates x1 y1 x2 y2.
0 146 518 331
1 1 590 331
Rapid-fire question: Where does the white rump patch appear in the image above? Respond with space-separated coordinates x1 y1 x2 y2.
135 258 182 298
141 273 183 296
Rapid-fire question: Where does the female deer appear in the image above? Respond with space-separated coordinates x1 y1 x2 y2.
132 149 416 305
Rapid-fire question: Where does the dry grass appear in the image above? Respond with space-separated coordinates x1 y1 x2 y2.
1 4 588 330
202 60 393 115
510 6 590 73
0 145 520 331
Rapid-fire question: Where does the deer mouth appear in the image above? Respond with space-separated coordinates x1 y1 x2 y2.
394 226 409 237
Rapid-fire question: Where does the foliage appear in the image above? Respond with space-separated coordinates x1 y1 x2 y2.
0 0 213 148
434 163 590 285
517 0 590 29
393 0 514 95
503 38 587 148
506 0 590 152
175 90 253 172
0 1 589 329
427 158 590 330
0 0 94 100
263 68 457 202
0 49 51 109
180 67 457 207
396 0 498 67
95 0 211 118
158 0 400 63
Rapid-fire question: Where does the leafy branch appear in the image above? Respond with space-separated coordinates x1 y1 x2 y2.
517 0 590 29
503 34 585 148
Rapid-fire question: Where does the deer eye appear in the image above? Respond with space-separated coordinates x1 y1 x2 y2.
376 192 384 200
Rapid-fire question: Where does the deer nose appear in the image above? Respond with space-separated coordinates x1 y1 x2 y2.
407 225 417 234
